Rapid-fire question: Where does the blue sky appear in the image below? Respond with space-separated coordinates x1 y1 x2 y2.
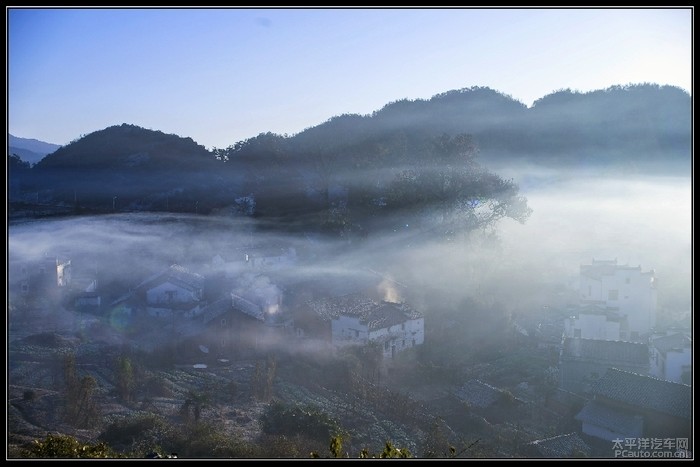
7 7 693 150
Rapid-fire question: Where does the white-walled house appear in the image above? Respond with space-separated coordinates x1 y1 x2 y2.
8 253 72 296
564 304 624 341
142 264 204 305
136 264 205 317
566 259 657 342
649 332 691 384
297 293 424 359
247 246 297 271
329 298 424 359
71 271 101 311
210 245 297 278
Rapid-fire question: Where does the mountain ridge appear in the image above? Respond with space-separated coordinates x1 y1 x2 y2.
9 83 691 223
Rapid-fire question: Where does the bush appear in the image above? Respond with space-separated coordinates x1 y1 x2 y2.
21 433 121 459
260 400 344 443
98 413 176 454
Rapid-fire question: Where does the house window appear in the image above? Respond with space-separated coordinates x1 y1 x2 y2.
402 339 405 347
608 289 619 300
574 329 581 338
412 338 416 346
631 331 639 341
21 282 29 293
384 342 389 351
221 318 227 326
355 330 359 338
401 323 405 331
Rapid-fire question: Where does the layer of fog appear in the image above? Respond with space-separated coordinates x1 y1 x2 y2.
495 168 692 318
8 170 692 337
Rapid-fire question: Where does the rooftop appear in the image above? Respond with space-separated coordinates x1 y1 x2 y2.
454 379 506 409
306 293 422 330
575 400 644 434
561 337 649 365
651 332 691 354
591 368 691 419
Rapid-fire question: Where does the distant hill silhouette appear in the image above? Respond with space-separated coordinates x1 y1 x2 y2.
10 83 691 226
34 123 216 171
8 134 62 165
25 124 229 214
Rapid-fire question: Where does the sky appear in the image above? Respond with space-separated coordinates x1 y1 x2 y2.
6 7 693 150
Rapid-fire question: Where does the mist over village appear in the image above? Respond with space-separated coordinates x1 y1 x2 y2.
7 79 692 459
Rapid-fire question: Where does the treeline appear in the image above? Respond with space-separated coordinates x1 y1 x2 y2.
9 84 690 237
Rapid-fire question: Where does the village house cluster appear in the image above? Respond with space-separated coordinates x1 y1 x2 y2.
8 243 424 367
8 250 692 458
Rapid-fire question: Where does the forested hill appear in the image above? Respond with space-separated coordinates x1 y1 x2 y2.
34 123 217 171
275 83 690 171
10 83 691 230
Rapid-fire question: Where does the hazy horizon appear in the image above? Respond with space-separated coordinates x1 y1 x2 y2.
8 7 692 149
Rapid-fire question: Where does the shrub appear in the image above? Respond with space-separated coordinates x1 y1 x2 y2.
260 400 344 443
21 433 121 459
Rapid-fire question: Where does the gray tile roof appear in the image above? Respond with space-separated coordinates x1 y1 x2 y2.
364 302 422 330
561 337 649 365
138 264 205 292
306 293 422 330
575 400 644 434
306 293 377 321
526 432 592 458
454 379 504 409
652 333 691 355
591 368 691 419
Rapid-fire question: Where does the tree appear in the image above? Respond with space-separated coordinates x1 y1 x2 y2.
115 355 134 403
8 153 31 172
422 417 456 458
385 133 532 240
66 375 100 428
180 390 210 423
355 341 383 384
251 354 277 402
62 352 78 394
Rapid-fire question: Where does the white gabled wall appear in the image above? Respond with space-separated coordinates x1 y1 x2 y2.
332 315 369 344
577 260 657 341
331 314 425 359
565 313 621 341
650 344 691 384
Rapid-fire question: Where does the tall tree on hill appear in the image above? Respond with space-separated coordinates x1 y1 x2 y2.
385 133 531 240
